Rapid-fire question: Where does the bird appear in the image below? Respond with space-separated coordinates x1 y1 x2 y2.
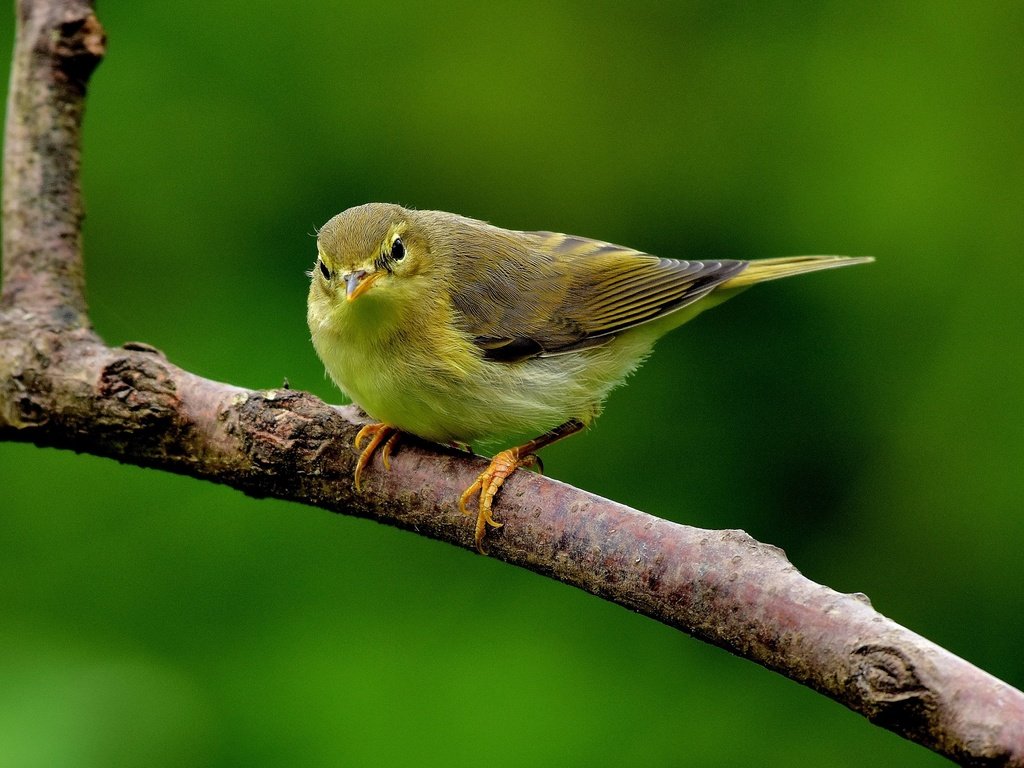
307 202 871 552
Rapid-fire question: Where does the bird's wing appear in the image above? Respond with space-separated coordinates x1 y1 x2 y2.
448 226 747 361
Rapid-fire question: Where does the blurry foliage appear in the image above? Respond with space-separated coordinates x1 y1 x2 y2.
1 1 1022 766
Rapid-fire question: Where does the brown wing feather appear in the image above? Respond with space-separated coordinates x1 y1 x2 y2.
436 214 747 360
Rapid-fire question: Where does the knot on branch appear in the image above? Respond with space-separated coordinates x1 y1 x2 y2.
851 644 934 728
52 11 106 91
98 353 178 433
225 389 354 489
0 323 93 429
1 374 49 428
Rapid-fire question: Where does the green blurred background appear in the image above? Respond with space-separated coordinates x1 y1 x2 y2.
2 2 1022 765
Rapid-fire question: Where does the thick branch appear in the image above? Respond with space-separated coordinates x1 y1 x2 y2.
2 0 103 323
3 330 1024 765
2 2 1023 766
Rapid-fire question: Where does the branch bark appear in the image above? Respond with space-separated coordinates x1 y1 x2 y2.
2 2 1022 765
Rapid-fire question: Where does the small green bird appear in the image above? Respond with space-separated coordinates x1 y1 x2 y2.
307 203 871 551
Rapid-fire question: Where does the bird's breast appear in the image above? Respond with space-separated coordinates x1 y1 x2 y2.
309 293 656 446
310 298 491 443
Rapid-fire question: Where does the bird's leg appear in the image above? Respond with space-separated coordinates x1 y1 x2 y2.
353 423 401 491
459 419 584 553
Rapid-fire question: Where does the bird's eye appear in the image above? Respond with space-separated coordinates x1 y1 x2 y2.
390 237 405 261
318 260 331 280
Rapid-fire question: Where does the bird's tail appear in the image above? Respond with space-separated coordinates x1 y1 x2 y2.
722 255 874 290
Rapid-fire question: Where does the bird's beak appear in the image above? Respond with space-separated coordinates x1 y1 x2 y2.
345 270 381 302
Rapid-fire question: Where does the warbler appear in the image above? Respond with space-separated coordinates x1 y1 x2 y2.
307 203 871 551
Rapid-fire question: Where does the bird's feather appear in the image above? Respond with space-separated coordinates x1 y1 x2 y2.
436 215 748 360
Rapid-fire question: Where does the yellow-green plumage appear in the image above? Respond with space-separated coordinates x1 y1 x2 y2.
307 203 871 449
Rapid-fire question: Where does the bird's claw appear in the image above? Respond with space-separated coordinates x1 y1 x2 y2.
353 423 400 490
459 449 538 553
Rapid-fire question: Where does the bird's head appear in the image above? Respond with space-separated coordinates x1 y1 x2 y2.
310 202 437 317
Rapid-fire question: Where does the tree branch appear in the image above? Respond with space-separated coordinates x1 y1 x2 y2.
2 2 1022 765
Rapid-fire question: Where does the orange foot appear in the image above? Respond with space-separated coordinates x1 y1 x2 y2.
353 423 401 491
459 448 539 553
